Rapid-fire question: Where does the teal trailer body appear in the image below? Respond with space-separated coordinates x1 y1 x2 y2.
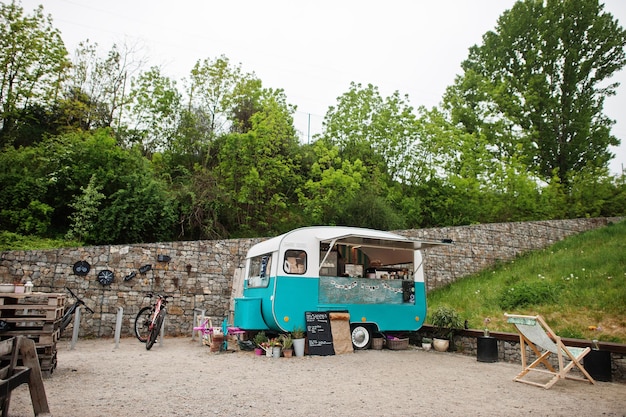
233 226 452 347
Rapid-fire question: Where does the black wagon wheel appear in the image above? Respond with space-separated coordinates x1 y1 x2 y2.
146 310 165 350
134 306 153 343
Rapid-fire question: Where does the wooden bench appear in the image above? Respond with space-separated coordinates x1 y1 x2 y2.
0 336 50 417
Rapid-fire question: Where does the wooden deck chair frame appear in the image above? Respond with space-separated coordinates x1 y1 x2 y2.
0 336 50 417
505 314 596 389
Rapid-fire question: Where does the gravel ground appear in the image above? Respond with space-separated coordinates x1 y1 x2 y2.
6 336 626 417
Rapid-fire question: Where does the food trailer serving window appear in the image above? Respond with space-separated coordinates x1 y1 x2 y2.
248 253 272 288
284 250 306 274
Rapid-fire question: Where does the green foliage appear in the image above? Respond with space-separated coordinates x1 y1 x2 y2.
63 40 134 131
444 0 626 185
92 170 177 244
0 231 81 251
320 82 422 185
429 305 463 340
0 2 69 146
279 333 293 349
1 2 626 245
0 144 53 234
126 66 182 153
252 331 268 347
428 220 626 342
65 174 105 242
498 280 561 310
297 140 366 226
214 90 302 237
565 166 617 218
0 129 177 245
291 326 305 339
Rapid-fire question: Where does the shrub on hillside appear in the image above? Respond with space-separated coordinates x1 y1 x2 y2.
498 280 561 310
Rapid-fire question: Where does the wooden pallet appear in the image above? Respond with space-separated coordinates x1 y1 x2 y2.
0 292 65 377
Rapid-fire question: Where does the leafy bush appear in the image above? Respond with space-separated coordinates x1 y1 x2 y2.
498 280 560 310
429 305 463 339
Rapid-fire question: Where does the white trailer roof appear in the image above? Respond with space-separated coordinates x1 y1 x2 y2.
246 226 451 259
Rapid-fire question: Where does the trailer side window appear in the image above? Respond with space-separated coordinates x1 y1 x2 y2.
248 254 272 288
284 250 306 274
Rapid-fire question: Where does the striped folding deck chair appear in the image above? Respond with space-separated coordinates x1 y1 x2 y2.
505 314 596 389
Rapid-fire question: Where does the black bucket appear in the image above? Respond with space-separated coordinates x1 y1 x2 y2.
477 336 498 363
584 350 612 382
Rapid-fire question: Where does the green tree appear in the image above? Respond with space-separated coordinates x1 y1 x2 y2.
175 55 252 169
65 174 105 242
297 140 367 226
0 129 176 244
45 129 176 244
315 82 427 228
321 82 421 184
444 0 626 185
215 90 302 236
125 66 181 154
0 145 53 234
0 1 69 146
60 40 140 133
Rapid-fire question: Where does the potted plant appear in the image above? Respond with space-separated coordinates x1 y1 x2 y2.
483 317 491 337
292 326 306 357
280 333 293 357
429 305 463 352
421 337 432 351
477 317 498 362
253 331 268 356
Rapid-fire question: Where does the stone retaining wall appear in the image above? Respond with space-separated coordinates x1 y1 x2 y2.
0 217 622 339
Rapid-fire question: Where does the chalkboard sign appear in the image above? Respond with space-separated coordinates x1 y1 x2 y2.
305 311 334 355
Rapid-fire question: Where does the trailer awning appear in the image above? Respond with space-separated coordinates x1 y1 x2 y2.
320 234 452 266
331 235 453 251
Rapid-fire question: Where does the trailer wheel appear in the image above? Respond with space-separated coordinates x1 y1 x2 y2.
350 324 372 350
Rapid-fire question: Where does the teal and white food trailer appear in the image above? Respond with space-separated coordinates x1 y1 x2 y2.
233 226 452 348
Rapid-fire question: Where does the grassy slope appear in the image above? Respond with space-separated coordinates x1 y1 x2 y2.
427 220 626 343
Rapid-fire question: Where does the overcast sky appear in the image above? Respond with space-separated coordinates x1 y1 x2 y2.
20 0 626 174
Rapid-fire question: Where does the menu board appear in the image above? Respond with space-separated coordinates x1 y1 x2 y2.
305 311 335 355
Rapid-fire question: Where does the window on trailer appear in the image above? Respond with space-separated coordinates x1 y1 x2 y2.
283 250 307 274
248 253 272 288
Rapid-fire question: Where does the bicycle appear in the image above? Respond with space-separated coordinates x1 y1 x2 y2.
60 287 94 336
134 292 169 350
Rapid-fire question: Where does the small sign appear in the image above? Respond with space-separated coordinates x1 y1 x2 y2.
305 311 334 355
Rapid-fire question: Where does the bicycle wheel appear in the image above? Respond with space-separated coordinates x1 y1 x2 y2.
59 306 76 336
134 306 153 343
146 309 165 350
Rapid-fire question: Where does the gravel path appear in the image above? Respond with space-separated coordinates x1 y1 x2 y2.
7 337 626 417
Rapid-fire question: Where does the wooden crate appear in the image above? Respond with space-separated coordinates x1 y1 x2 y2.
0 292 65 376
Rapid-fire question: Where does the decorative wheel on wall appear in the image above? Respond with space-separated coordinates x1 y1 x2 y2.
73 261 91 276
97 269 114 286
